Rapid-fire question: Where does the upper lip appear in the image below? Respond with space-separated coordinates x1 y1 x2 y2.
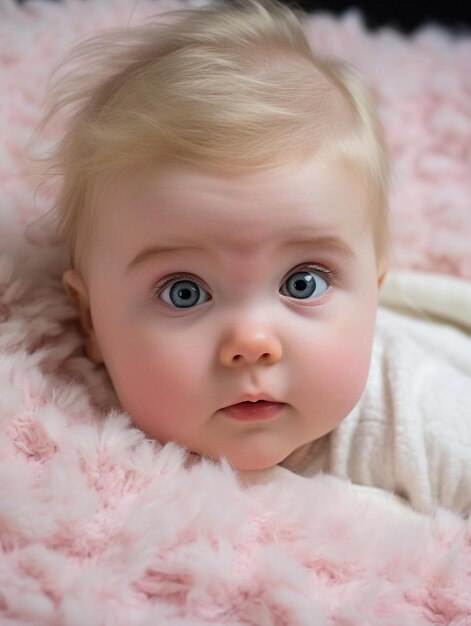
224 393 282 408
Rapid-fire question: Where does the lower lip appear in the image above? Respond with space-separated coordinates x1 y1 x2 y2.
222 401 285 421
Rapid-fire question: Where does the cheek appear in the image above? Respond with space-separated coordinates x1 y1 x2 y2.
98 321 210 424
322 338 372 406
297 311 376 419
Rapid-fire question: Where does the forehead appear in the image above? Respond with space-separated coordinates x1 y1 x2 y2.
89 156 370 263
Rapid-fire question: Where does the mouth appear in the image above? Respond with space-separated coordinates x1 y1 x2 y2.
221 399 286 421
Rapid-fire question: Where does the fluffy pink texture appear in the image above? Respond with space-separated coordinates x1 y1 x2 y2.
1 1 471 624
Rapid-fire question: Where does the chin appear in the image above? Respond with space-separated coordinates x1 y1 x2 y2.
196 451 277 471
187 436 299 472
221 448 291 471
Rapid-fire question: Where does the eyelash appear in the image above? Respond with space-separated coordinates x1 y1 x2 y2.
152 265 338 301
153 272 207 298
293 264 338 286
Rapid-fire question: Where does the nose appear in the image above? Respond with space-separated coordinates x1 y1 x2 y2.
219 324 283 367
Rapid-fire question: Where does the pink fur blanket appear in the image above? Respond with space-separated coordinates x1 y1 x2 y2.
1 1 471 624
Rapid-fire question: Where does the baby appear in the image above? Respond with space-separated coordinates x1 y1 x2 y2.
46 0 390 474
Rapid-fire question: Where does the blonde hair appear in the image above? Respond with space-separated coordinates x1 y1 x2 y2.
35 0 390 276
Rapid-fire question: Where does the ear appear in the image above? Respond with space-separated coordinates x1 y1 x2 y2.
62 269 104 364
377 258 388 289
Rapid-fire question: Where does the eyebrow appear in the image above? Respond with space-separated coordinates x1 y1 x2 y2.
284 235 356 258
126 245 204 273
126 234 355 273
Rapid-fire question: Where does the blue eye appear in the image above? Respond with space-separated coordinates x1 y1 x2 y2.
159 278 211 309
280 268 329 300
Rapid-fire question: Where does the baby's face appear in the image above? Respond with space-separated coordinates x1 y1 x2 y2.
67 156 386 470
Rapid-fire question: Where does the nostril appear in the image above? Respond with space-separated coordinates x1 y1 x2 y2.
232 353 271 363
